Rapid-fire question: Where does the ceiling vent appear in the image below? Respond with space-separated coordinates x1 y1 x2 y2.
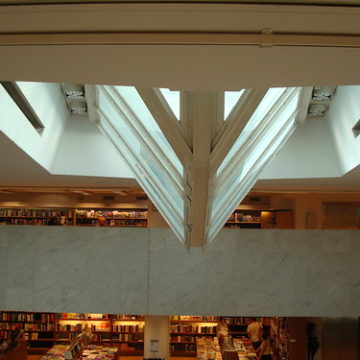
307 86 336 118
61 84 88 116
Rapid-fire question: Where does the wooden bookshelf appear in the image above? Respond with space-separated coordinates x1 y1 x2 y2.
170 316 219 357
0 208 148 228
225 209 294 229
57 314 144 356
0 311 56 355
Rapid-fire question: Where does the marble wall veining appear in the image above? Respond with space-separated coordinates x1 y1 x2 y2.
0 226 359 316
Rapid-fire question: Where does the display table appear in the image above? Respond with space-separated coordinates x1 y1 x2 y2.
41 344 119 360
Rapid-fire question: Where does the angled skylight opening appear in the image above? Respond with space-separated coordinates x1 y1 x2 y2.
95 85 186 243
224 90 245 120
208 87 302 243
159 88 180 120
1 81 45 133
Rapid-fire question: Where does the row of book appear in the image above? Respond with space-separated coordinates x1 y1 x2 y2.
171 335 197 343
24 332 48 340
170 325 218 334
171 343 196 353
76 210 148 219
113 314 144 321
57 325 110 332
114 333 144 342
112 325 143 332
171 316 219 321
0 218 71 225
0 323 55 331
227 213 260 223
0 209 73 217
0 312 55 322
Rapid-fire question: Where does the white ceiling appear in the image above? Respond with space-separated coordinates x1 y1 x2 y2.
0 132 138 189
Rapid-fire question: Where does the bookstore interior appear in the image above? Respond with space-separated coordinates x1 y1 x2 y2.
0 73 360 360
0 312 299 360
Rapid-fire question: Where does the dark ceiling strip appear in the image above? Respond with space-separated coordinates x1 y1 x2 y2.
0 31 360 48
1 0 360 6
1 81 45 132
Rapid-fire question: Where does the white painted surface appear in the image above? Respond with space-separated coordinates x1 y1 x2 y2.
0 82 68 170
260 116 342 179
144 316 170 359
1 4 360 90
52 115 134 178
1 226 360 316
327 85 360 174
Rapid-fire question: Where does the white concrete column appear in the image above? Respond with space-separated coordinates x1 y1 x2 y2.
144 315 170 360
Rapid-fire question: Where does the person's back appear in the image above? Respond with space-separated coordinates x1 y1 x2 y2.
247 319 262 351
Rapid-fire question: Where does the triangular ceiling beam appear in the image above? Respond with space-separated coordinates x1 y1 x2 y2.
136 87 192 168
210 88 268 173
90 85 309 249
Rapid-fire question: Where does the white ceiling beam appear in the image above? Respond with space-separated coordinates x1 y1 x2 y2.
210 88 268 173
136 87 192 168
84 84 99 123
187 92 219 248
296 86 313 123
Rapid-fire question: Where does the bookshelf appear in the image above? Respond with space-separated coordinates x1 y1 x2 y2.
75 209 147 227
225 210 262 229
57 314 144 356
0 208 148 228
170 316 219 357
0 311 56 355
0 312 145 356
0 209 74 226
225 209 294 229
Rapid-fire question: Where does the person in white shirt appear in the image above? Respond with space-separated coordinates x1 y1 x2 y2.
247 318 262 351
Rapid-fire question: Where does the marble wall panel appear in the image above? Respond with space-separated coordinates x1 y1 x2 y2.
0 227 360 316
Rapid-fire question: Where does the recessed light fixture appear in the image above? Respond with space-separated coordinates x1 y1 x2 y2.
66 89 85 100
61 83 88 115
312 86 335 101
70 101 87 114
307 86 336 118
308 103 327 116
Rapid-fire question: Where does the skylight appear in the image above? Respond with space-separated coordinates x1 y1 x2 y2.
96 85 186 242
224 90 245 120
89 84 304 247
159 88 180 120
208 87 302 243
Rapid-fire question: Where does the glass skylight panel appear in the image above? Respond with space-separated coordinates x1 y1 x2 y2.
113 86 183 176
159 88 180 120
224 90 245 120
208 87 301 243
96 85 186 243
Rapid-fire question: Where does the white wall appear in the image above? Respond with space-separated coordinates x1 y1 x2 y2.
51 115 134 178
260 116 342 179
327 85 360 174
0 82 69 170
